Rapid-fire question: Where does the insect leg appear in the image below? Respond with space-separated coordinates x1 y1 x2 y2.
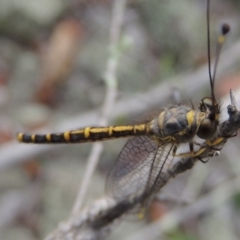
172 141 195 158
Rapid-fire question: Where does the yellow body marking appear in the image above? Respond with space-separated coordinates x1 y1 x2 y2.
136 124 146 132
84 127 91 138
17 133 23 142
46 134 51 142
64 131 70 141
186 110 195 126
31 135 35 142
133 125 137 134
133 124 145 134
108 126 113 136
113 126 133 132
90 128 107 133
158 112 165 129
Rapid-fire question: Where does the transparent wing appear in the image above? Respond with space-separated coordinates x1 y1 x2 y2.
106 135 174 204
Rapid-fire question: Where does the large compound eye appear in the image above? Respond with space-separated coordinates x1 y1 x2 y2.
197 118 217 139
199 97 213 112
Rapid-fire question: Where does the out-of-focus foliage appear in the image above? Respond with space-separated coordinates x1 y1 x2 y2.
0 0 240 240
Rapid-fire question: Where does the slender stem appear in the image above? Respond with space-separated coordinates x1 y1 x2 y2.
72 0 127 213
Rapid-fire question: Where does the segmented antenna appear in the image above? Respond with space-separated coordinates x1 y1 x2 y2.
206 0 230 107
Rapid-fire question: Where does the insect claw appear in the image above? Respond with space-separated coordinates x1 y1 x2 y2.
198 157 209 164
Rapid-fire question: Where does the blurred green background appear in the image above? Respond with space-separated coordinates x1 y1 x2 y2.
0 0 240 239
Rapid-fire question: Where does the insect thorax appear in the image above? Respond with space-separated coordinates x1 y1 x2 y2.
149 105 204 143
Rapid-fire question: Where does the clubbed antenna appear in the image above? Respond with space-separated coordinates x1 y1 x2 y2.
206 0 230 109
212 23 230 82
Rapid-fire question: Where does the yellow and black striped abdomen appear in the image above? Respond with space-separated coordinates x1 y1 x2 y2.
17 124 150 144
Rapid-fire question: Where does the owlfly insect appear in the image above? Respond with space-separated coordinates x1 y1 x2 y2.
17 0 231 214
